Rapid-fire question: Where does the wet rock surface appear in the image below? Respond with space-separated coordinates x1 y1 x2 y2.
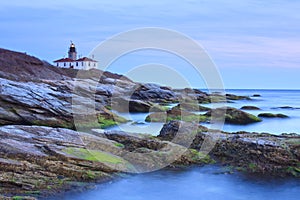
204 107 262 125
258 113 289 118
159 121 300 177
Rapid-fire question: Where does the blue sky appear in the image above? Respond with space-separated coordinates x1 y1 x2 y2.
0 0 300 89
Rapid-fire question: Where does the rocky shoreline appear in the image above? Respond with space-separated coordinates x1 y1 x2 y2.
0 48 299 199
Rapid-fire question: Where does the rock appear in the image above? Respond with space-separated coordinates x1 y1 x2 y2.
174 88 210 103
131 83 177 103
0 78 129 129
158 121 300 177
240 106 261 110
111 97 151 113
158 120 208 142
174 103 211 112
278 106 294 109
0 125 129 196
0 125 212 197
205 107 262 125
225 93 251 100
145 104 207 123
252 94 261 97
258 113 289 118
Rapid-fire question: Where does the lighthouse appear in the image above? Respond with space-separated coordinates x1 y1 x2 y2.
53 41 98 70
68 42 77 60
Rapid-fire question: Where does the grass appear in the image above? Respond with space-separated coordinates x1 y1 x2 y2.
62 147 124 164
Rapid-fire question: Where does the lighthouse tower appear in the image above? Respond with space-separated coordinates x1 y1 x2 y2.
68 42 77 60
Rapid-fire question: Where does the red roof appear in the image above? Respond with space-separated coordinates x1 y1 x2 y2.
54 57 97 63
76 57 97 62
53 58 74 63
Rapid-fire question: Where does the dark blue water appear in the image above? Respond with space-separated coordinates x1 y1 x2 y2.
49 166 300 200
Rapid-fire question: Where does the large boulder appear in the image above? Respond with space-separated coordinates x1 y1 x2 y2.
0 78 127 129
131 83 177 102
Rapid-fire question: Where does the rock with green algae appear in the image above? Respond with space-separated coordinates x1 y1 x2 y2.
145 104 208 123
258 113 289 118
158 120 300 177
205 107 262 125
241 106 261 110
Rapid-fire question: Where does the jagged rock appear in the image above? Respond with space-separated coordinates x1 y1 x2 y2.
158 121 300 176
130 83 177 103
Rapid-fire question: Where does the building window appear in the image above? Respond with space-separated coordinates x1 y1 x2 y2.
64 63 66 67
57 63 58 67
76 62 78 66
69 63 71 66
82 62 84 66
94 63 96 67
88 62 90 66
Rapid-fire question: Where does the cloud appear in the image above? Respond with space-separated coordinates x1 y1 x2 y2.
202 36 300 68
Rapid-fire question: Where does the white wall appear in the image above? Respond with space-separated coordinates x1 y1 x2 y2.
54 61 98 70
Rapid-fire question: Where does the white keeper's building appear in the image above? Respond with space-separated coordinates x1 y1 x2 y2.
53 42 98 70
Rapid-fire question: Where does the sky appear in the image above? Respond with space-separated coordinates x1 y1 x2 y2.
0 0 300 89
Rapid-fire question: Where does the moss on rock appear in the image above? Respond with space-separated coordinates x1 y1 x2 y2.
62 147 124 164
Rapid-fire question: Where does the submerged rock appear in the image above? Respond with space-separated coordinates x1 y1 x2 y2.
240 106 261 110
258 113 289 118
225 93 251 100
252 94 261 97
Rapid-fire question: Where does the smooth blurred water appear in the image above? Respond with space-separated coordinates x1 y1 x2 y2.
48 166 300 200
